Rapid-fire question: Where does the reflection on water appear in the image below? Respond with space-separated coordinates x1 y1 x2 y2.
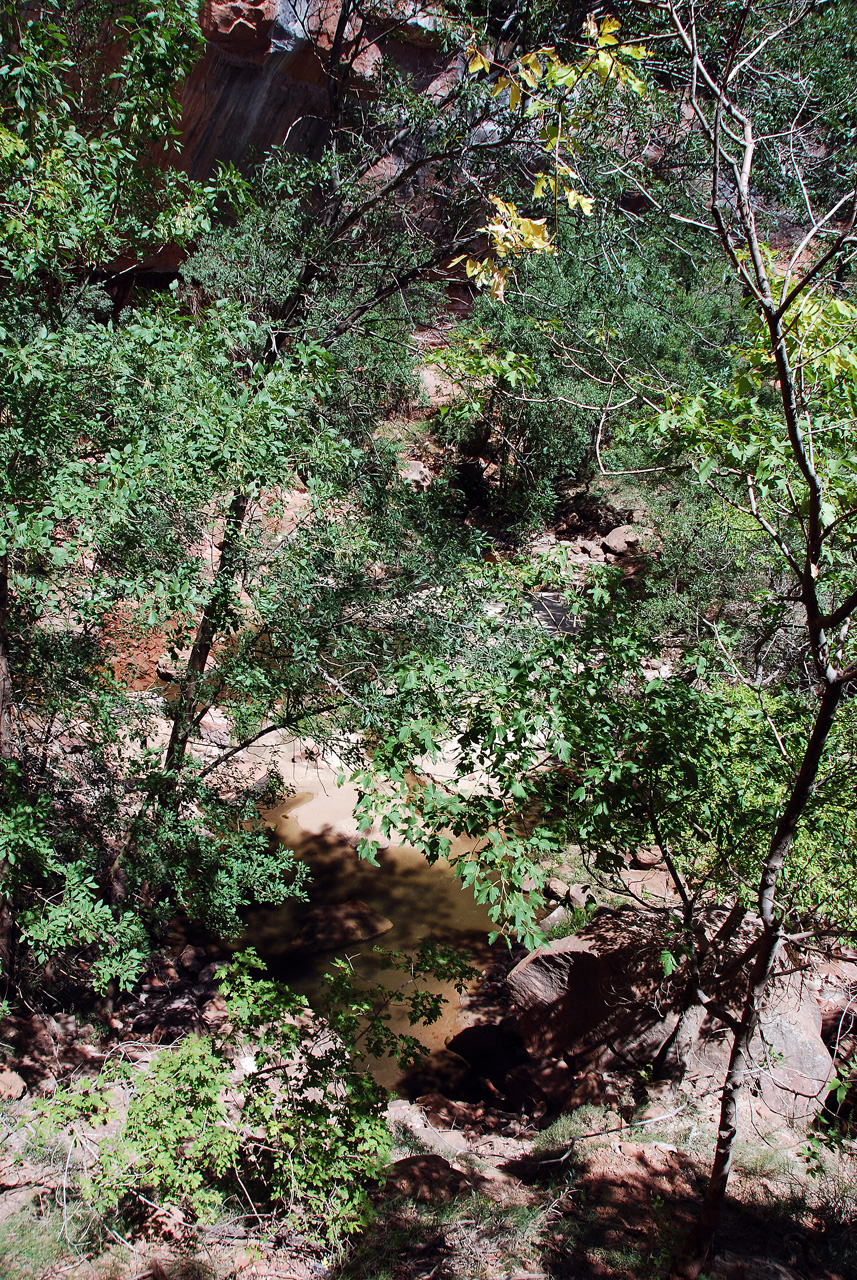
239 756 498 1088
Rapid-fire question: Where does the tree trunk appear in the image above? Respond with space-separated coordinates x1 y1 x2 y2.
0 553 18 992
162 490 249 789
672 678 844 1278
672 921 781 1279
0 554 14 761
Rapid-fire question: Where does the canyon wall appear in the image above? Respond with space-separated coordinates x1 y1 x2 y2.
182 0 455 177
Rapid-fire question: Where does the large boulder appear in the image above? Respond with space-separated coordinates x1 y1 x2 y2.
506 908 832 1122
507 908 663 1069
601 524 640 556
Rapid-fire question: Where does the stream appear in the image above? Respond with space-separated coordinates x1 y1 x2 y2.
238 737 500 1088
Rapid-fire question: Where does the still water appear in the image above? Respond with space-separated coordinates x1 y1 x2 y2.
239 740 498 1086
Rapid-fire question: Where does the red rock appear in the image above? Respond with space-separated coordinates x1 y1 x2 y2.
181 1 457 179
567 884 594 909
402 458 432 489
601 525 640 555
0 1070 26 1101
179 945 206 973
200 0 275 58
564 1070 605 1110
387 1154 473 1202
415 1092 484 1129
630 846 662 869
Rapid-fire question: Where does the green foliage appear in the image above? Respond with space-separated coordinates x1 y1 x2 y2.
357 548 857 944
650 301 857 598
547 903 595 940
86 1037 235 1223
452 222 740 526
220 952 391 1238
20 864 149 994
0 300 339 986
0 0 509 999
0 0 235 309
36 946 476 1244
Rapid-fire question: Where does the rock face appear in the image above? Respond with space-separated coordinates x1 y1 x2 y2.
201 0 279 58
506 908 832 1122
182 1 455 177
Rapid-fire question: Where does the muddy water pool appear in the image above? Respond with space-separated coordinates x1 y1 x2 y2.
238 739 500 1088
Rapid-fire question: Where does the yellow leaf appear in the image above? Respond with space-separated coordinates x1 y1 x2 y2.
519 216 544 236
566 189 594 215
490 76 510 97
619 66 646 95
624 43 649 59
598 34 618 46
520 51 543 73
518 217 555 252
554 64 582 89
468 49 490 75
489 196 517 218
594 50 613 82
509 82 521 110
600 15 622 34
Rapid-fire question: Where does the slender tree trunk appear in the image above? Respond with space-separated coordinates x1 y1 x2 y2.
162 490 249 789
0 553 17 990
673 679 844 1278
0 554 14 762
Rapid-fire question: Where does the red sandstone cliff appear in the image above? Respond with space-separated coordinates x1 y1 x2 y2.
181 0 454 177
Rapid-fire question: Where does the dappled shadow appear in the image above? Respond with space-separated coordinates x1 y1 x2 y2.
505 1139 853 1280
0 1011 108 1091
332 1208 455 1280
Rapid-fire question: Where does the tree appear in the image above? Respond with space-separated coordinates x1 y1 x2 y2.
0 0 245 993
354 3 857 1273
647 2 857 1269
1 0 599 1000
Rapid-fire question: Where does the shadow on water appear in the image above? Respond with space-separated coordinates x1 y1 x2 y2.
239 783 500 1089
